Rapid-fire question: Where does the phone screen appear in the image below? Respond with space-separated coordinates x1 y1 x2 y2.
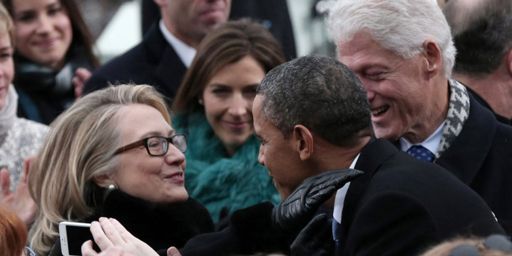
65 225 94 255
59 222 100 256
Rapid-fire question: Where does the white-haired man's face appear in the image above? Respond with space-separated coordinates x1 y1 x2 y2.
338 31 440 142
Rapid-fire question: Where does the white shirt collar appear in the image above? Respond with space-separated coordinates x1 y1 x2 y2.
333 154 360 224
399 120 445 157
159 20 196 68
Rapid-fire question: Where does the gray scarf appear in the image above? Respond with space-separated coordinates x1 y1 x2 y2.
437 79 470 156
0 85 17 144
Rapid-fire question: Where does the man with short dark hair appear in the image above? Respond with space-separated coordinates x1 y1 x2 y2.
255 55 503 255
443 0 512 124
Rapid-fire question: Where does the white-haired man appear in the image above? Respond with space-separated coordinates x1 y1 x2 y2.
327 0 512 235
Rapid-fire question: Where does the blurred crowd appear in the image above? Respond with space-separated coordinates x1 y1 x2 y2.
1 0 512 256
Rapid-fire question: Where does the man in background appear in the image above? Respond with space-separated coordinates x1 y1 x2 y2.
443 0 512 124
84 0 231 100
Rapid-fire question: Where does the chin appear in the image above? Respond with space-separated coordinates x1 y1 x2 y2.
373 127 399 140
159 189 189 203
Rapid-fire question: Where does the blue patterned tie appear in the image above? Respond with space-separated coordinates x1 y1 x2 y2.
407 145 435 162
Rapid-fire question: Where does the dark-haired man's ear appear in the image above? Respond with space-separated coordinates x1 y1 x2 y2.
293 125 314 161
422 40 442 78
506 48 512 77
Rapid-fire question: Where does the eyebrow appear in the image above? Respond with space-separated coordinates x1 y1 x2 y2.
138 130 175 139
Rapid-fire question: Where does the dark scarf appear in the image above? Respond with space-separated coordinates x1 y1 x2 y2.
13 46 95 124
84 185 214 251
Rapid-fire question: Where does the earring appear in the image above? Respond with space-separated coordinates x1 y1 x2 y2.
198 99 203 105
108 184 118 190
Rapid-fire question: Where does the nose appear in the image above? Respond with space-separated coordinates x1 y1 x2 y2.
357 77 375 102
365 89 375 102
228 94 249 116
35 14 52 34
257 145 265 166
164 144 186 168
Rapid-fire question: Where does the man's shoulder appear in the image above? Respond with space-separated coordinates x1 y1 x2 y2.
446 93 512 162
84 40 168 93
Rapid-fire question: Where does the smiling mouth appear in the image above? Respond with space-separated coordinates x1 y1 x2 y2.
164 172 184 184
223 121 250 129
371 106 389 117
34 38 59 47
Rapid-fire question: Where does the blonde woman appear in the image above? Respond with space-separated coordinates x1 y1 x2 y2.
29 85 213 255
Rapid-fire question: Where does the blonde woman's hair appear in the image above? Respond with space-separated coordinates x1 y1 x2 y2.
28 84 170 255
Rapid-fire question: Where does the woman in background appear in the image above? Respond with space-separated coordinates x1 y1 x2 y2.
29 85 213 256
0 2 46 225
1 0 99 124
172 19 285 221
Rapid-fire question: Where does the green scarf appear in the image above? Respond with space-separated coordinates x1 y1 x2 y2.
173 112 279 221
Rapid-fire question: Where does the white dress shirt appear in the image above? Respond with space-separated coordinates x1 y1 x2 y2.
159 20 196 68
399 121 445 157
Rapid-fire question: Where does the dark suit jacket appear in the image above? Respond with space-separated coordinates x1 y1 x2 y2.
435 94 512 234
229 0 296 60
83 24 186 101
140 0 297 61
339 139 504 256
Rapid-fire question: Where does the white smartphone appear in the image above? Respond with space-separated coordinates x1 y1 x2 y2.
59 221 94 256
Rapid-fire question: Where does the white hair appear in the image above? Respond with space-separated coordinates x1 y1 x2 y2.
327 0 456 78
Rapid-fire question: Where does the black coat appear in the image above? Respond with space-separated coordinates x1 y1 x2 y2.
338 139 504 256
177 139 503 256
83 24 186 101
434 94 512 234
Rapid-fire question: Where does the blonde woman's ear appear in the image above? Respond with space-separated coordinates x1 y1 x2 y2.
92 174 115 188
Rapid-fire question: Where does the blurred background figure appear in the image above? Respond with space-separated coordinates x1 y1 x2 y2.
171 20 284 221
0 207 34 256
0 2 46 225
83 0 231 102
141 0 296 60
28 85 213 255
443 0 512 125
421 234 512 256
1 0 99 125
